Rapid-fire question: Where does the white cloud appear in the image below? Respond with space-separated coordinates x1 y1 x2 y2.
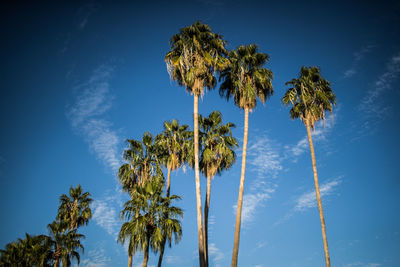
358 52 400 118
294 176 343 211
343 45 375 78
233 135 282 225
92 197 120 237
344 263 382 267
80 247 111 267
208 243 225 265
165 255 182 264
275 176 343 226
66 65 121 173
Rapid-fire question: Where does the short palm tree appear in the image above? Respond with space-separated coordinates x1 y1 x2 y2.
282 66 336 267
220 44 273 267
47 221 84 267
0 234 52 266
118 132 164 267
155 119 190 267
199 110 238 265
57 185 93 231
118 178 183 267
165 21 229 267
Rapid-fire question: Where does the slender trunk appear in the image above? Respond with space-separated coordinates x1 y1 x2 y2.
194 94 205 267
128 254 132 267
231 108 249 267
158 167 171 267
305 120 331 267
54 258 59 267
166 166 172 197
203 174 211 267
142 235 150 267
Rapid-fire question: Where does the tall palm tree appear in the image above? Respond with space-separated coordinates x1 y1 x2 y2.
199 110 238 265
282 66 336 267
118 178 183 267
165 21 229 267
219 44 273 267
155 119 190 267
118 132 163 267
57 185 93 231
47 221 84 267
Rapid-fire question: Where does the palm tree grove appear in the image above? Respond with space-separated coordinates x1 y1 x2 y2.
1 21 338 267
2 1 399 266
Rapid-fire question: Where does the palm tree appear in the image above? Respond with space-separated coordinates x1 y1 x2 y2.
57 185 93 231
118 132 163 267
119 132 163 193
219 44 273 267
47 221 84 267
282 66 336 267
155 119 190 267
0 234 52 266
118 178 183 267
199 111 238 265
165 21 229 267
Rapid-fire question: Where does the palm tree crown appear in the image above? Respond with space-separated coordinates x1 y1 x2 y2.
199 111 238 178
118 178 183 267
165 21 229 96
118 132 163 193
220 44 274 110
57 185 93 231
282 66 336 129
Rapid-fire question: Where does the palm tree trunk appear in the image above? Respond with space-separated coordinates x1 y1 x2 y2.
166 166 172 197
194 94 206 267
231 107 249 267
142 235 150 267
305 120 331 267
54 257 59 267
157 167 171 267
128 254 132 267
203 173 211 267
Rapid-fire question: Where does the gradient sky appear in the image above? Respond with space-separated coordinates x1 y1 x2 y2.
1 1 400 266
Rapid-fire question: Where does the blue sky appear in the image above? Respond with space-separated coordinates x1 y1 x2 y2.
1 0 400 266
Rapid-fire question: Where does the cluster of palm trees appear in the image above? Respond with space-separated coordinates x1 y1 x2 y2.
162 21 336 267
0 185 92 267
117 110 238 267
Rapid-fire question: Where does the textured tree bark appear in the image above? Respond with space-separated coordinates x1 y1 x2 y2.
194 94 206 267
142 236 150 267
231 107 249 267
157 166 172 267
306 120 331 267
128 254 132 267
166 166 172 197
203 174 212 267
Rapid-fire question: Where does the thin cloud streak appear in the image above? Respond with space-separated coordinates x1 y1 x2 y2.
92 198 120 237
80 247 111 267
275 176 343 225
358 52 400 118
343 45 375 78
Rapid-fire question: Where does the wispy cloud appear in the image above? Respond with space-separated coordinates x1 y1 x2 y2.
343 45 375 78
67 65 123 237
235 112 337 226
344 262 382 267
80 247 111 267
92 197 120 237
275 176 343 225
208 243 225 266
353 52 400 139
76 1 98 30
165 255 182 264
233 135 282 225
294 176 343 211
66 64 121 173
358 52 400 118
